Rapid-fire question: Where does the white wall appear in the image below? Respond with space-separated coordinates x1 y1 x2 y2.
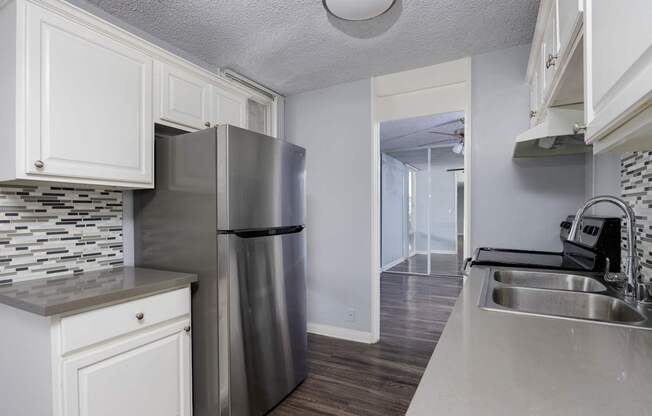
381 154 407 267
284 79 374 339
470 45 587 252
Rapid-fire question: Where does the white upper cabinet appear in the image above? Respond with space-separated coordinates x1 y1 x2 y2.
527 0 584 124
529 69 540 126
584 0 652 152
557 0 582 57
24 3 153 185
525 0 652 154
156 63 250 131
248 98 272 135
0 0 280 188
210 83 247 128
0 0 154 188
542 1 558 96
158 63 211 130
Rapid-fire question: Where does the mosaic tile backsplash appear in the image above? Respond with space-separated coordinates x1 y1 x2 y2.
0 185 123 283
622 151 652 280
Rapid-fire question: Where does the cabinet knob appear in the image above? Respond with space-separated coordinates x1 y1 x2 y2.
136 312 144 321
545 54 558 69
204 122 211 128
34 160 44 169
184 326 191 333
573 123 587 135
529 110 537 119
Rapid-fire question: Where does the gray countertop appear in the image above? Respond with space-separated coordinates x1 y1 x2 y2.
0 267 197 316
407 266 652 416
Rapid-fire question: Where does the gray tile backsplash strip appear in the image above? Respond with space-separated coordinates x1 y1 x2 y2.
0 185 123 283
622 151 652 281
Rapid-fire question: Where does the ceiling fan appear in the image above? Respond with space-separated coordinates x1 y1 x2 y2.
419 118 465 154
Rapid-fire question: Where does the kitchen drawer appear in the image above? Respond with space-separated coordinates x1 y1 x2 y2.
60 288 190 354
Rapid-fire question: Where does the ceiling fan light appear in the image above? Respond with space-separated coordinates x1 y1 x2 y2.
452 143 464 154
323 0 396 21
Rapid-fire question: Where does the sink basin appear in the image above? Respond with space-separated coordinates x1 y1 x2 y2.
491 286 645 323
494 270 607 292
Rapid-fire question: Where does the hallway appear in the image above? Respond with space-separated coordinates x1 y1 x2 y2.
385 252 463 276
270 274 463 415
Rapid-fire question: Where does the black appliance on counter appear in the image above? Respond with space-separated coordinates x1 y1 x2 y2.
472 215 621 272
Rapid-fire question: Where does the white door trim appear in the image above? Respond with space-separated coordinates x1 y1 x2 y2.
370 58 472 343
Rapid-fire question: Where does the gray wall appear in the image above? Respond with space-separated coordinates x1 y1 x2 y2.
428 151 463 252
470 45 587 252
413 150 464 253
381 154 407 267
585 152 622 216
284 79 373 334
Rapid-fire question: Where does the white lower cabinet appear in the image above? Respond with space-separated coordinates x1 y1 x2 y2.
54 288 193 416
0 287 192 416
62 321 191 416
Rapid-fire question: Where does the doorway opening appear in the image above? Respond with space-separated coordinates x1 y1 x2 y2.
379 111 465 277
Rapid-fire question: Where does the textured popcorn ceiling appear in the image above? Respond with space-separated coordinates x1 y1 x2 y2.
82 0 539 95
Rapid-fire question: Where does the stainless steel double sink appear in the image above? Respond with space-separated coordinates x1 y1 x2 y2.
479 268 652 329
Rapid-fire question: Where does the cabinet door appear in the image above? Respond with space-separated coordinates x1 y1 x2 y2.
210 83 247 128
159 63 211 130
24 3 153 185
529 69 539 126
247 98 271 135
556 0 582 58
542 3 559 96
62 321 192 416
584 0 652 144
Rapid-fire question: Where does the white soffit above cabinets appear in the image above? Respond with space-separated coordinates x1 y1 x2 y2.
75 0 538 94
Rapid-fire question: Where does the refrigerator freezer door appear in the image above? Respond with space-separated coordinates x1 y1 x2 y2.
217 125 305 230
218 230 307 416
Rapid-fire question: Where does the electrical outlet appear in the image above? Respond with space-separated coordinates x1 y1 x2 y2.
345 308 356 322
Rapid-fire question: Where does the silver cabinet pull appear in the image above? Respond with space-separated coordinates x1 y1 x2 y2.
136 312 144 321
34 160 44 169
545 54 558 69
573 122 587 135
184 326 191 332
204 122 211 128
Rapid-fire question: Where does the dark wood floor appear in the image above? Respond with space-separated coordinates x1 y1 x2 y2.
270 274 463 416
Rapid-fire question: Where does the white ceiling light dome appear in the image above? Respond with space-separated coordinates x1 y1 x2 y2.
323 0 396 21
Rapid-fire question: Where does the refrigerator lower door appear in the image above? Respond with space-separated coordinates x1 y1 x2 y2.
218 230 307 416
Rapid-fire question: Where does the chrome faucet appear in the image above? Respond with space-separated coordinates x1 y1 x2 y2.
568 195 649 304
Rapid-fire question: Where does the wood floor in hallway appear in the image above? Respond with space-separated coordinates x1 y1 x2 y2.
270 273 463 416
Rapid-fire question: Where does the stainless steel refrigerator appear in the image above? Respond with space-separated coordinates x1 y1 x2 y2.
134 125 307 416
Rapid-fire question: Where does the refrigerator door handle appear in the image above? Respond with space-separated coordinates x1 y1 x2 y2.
232 225 304 239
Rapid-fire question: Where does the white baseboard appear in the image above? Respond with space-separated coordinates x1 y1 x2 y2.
307 323 376 344
416 249 457 255
381 256 405 271
431 249 457 255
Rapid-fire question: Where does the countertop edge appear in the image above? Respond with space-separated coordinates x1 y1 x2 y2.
0 270 197 317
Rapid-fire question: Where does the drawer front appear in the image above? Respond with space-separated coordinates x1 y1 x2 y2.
60 288 190 355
